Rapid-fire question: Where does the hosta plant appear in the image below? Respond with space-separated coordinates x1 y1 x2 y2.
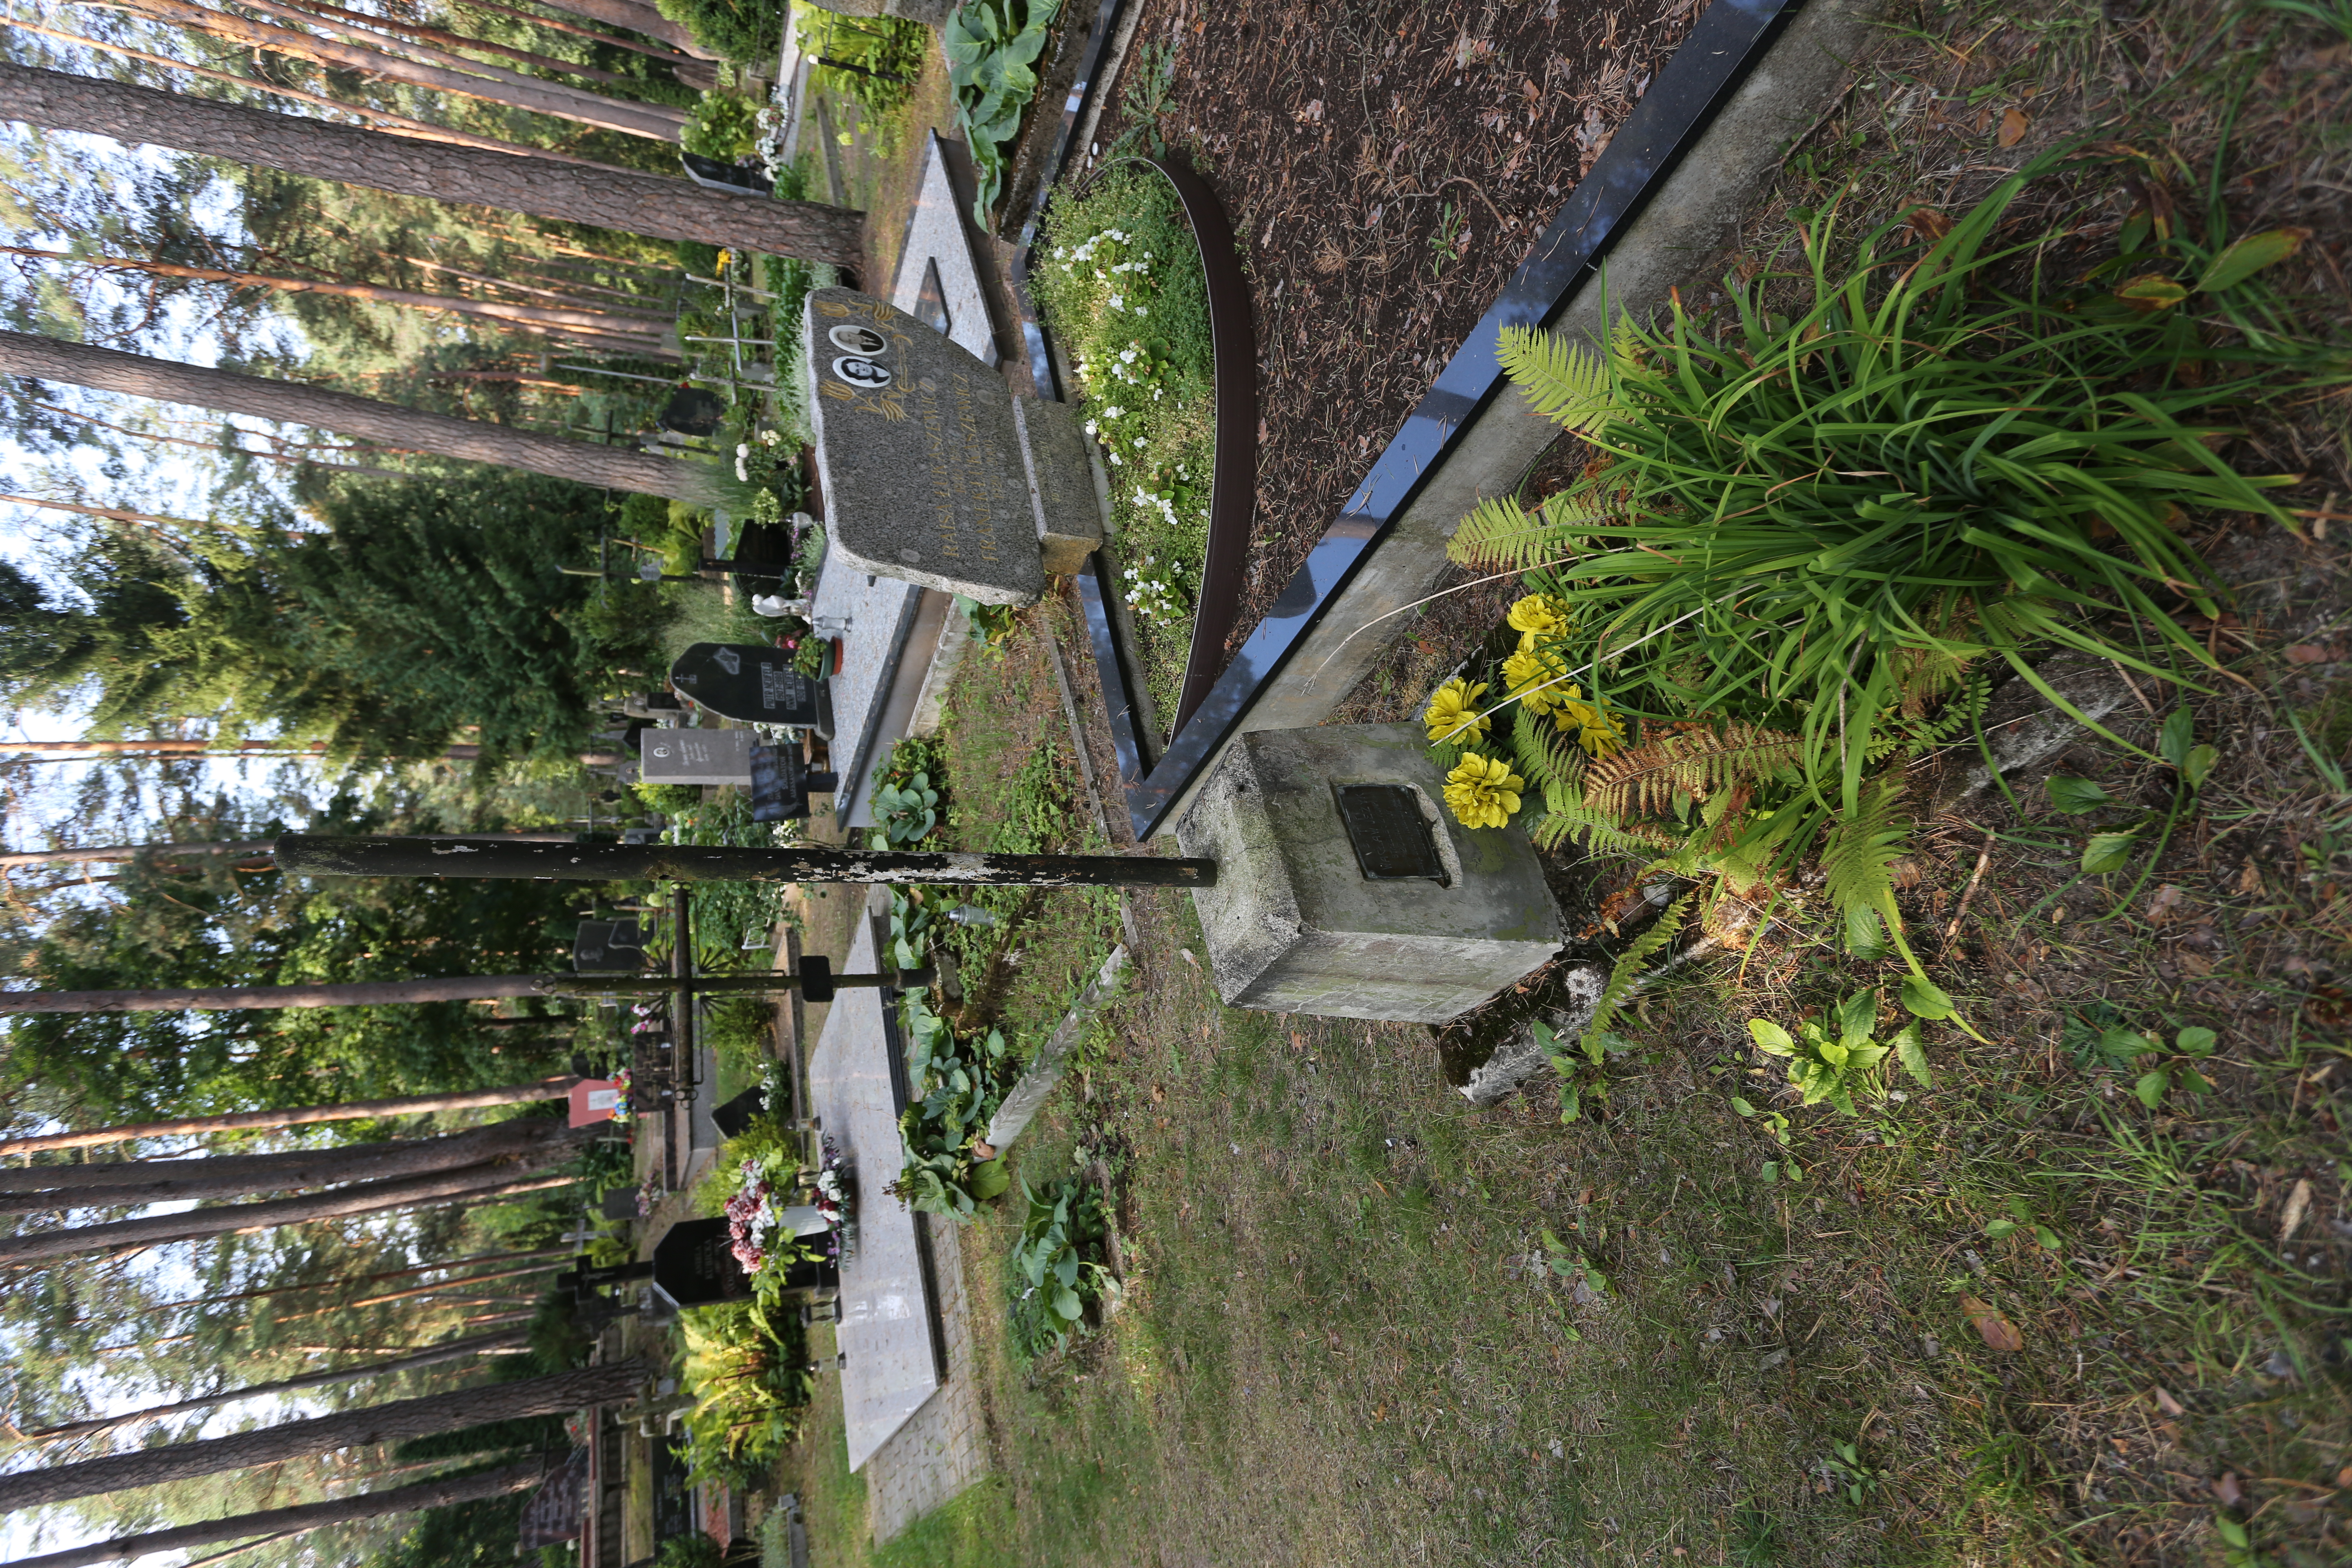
1005 1174 1111 1361
944 0 1061 222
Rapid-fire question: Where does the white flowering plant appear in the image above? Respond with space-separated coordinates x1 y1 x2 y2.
1036 170 1215 737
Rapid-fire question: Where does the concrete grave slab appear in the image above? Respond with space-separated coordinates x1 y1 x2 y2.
887 131 1003 369
805 900 942 1470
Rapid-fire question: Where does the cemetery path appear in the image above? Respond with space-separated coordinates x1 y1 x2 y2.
1084 0 1704 677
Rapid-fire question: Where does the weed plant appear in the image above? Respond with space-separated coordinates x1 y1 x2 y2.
1005 1173 1112 1361
799 11 928 119
1036 169 1216 736
1445 149 2342 966
675 1298 812 1487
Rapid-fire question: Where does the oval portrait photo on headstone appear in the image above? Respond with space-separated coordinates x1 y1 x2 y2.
827 323 889 356
832 356 892 389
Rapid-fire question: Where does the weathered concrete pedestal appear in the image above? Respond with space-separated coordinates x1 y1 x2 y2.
1176 724 1566 1024
804 288 1101 605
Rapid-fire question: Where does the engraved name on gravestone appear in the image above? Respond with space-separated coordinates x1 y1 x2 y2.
669 642 831 732
804 288 1048 606
639 727 754 786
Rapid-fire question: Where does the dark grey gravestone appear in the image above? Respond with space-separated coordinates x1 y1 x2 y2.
600 1185 641 1220
804 287 1045 606
639 727 753 786
650 1216 751 1309
669 643 832 733
659 387 726 436
573 917 650 972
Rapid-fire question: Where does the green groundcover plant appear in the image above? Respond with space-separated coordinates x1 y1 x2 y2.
945 0 1061 223
1005 1173 1111 1361
1439 146 2342 974
1035 168 1215 733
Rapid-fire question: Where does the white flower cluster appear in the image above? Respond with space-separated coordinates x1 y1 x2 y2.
1123 554 1186 622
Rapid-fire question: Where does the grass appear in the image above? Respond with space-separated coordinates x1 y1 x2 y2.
1033 168 1217 738
760 4 2352 1562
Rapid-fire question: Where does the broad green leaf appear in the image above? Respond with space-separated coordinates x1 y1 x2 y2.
1900 974 1958 1020
1731 1096 1758 1117
1748 1018 1795 1056
2175 1026 2218 1056
2183 744 2218 789
1052 1287 1083 1320
2158 708 2195 770
969 1158 1012 1201
2033 1225 2064 1251
2134 1068 2171 1109
1054 1250 1080 1288
2082 831 2140 874
1893 1023 1933 1089
2114 274 2187 312
1985 1216 2020 1239
1558 1082 1581 1123
2196 226 2309 294
2044 776 2115 814
1835 989 1879 1047
1761 1161 1779 1184
1843 902 1890 959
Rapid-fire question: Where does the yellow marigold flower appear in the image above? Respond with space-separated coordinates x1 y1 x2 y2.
1443 752 1525 829
1423 678 1491 745
1553 685 1628 757
1502 646 1564 717
1506 593 1570 650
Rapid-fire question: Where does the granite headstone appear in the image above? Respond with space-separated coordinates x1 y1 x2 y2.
572 917 649 972
639 728 754 786
669 642 832 734
650 1216 751 1309
804 287 1100 605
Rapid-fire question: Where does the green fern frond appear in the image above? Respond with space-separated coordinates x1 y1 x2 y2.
1496 324 1615 435
1584 723 1805 820
1822 777 1911 932
1530 793 1680 856
1891 666 1993 755
1585 891 1695 1039
1511 706 1586 793
1449 493 1550 571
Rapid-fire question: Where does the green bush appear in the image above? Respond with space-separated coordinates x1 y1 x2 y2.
802 12 928 118
681 90 760 161
635 782 701 815
677 1300 811 1488
891 991 1015 1221
653 0 779 65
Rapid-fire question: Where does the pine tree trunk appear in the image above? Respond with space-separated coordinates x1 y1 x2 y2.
11 15 643 169
457 0 719 85
0 330 736 507
0 1151 586 1266
0 740 624 765
0 1078 579 1156
0 833 577 871
1 1459 551 1568
0 64 862 266
114 0 687 143
0 973 572 1018
0 490 288 541
0 1116 572 1206
0 248 678 353
160 1245 575 1313
272 1255 572 1318
272 0 644 87
0 1362 637 1513
21 1326 538 1443
528 0 724 60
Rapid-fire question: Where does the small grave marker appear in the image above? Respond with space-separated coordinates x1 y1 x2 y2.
573 917 649 971
641 728 755 786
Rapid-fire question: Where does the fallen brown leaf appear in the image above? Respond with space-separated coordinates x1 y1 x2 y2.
2280 1177 2314 1242
2237 860 2263 895
1961 1294 2024 1352
2147 883 2186 924
2153 1385 2186 1417
1904 206 1953 243
1998 106 2030 147
2212 1471 2244 1507
2286 643 2334 664
1151 1083 1166 1104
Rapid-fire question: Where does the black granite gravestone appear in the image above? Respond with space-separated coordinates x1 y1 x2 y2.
712 1085 770 1140
658 387 726 437
650 1216 751 1309
748 743 841 824
669 642 833 735
600 1186 642 1221
573 917 650 972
